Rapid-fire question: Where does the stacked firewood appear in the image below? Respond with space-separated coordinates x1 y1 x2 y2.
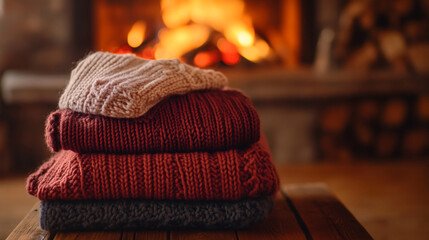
317 95 429 161
335 0 429 73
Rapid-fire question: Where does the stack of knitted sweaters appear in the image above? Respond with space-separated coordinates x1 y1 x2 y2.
27 52 280 231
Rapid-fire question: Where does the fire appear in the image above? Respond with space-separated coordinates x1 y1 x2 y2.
217 38 240 65
154 24 210 59
127 20 146 48
161 0 245 31
194 50 220 68
121 0 272 66
239 38 271 62
224 16 255 47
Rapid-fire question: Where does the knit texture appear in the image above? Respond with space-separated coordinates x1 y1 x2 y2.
27 140 279 201
39 197 273 231
47 90 260 154
58 52 228 118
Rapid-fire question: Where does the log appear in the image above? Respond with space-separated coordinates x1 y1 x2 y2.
354 122 374 146
381 99 407 127
417 95 429 121
402 128 427 156
376 132 398 156
408 44 429 74
356 100 379 121
320 104 351 133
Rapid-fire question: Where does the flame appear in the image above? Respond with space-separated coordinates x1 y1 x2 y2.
156 0 270 64
154 24 210 59
162 3 190 28
127 20 146 48
239 38 271 62
224 16 255 47
161 0 245 31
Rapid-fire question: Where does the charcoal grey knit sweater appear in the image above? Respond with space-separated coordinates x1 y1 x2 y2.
40 197 273 231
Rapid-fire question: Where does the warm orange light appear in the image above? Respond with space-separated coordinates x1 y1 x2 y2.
141 47 155 59
127 20 146 48
155 24 210 59
217 38 240 65
224 17 255 47
194 51 219 68
113 45 132 54
157 0 271 66
222 53 240 65
161 0 245 32
239 38 271 62
161 2 190 28
217 38 237 53
282 0 301 66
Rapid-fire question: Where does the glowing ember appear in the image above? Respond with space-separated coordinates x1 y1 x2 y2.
194 51 219 68
217 38 240 65
141 47 155 59
114 45 133 54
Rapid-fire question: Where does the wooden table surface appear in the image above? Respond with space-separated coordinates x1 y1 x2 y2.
6 183 372 240
4 162 429 240
277 162 429 240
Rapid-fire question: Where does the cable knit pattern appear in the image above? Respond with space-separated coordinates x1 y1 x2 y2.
46 90 260 153
27 140 279 201
58 52 227 118
39 197 273 231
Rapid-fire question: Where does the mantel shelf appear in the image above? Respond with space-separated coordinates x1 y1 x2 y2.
2 69 428 104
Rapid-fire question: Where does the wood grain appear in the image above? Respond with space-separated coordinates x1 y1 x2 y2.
170 231 236 240
54 232 79 240
55 232 122 240
121 231 135 240
237 192 306 240
5 203 52 240
284 183 373 240
6 183 375 240
134 231 168 240
75 231 121 240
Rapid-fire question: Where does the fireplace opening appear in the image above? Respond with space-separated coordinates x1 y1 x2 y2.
92 0 309 68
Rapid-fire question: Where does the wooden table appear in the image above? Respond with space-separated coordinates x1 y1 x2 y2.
6 183 372 240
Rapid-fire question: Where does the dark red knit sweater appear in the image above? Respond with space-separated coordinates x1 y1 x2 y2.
45 90 260 153
27 140 279 201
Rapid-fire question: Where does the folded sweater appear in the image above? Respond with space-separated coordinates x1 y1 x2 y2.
59 52 227 118
39 197 273 231
46 90 260 154
27 140 279 201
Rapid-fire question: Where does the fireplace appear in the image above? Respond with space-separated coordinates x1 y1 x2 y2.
0 0 324 72
91 0 313 68
1 0 429 175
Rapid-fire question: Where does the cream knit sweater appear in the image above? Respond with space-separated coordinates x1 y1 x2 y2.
59 52 227 118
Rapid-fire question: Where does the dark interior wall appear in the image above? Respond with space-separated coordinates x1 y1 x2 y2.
300 0 317 64
72 0 94 62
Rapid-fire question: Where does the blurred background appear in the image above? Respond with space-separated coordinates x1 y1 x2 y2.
0 0 428 239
